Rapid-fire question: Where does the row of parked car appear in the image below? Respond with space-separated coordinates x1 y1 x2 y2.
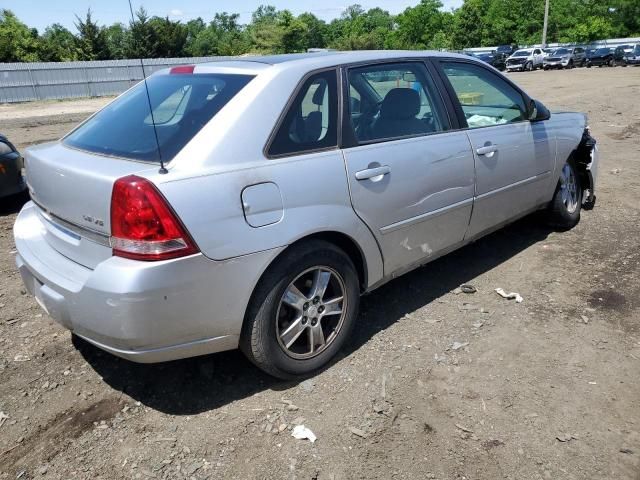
466 44 640 72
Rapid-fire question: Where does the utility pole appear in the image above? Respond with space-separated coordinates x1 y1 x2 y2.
542 0 550 47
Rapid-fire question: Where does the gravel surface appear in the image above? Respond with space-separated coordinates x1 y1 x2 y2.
1 67 639 479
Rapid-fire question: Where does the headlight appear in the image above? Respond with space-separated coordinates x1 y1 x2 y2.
0 141 13 155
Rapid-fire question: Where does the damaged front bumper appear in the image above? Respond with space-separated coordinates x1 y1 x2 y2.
577 128 598 209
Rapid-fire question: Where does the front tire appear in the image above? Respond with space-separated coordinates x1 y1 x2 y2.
546 160 582 229
240 240 360 379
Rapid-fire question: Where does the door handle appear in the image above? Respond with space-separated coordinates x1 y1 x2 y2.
476 144 499 156
355 165 391 181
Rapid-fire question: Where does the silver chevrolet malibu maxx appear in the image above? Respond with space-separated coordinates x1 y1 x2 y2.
14 51 598 378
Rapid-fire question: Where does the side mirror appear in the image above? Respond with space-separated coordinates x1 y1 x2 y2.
529 99 551 122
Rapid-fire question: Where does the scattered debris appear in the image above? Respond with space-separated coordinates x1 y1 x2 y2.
482 439 505 449
580 315 589 324
610 168 622 174
299 379 315 393
472 321 484 329
0 411 8 428
281 399 299 411
13 354 30 362
184 461 203 475
460 284 477 294
291 425 316 443
619 448 634 454
451 342 469 351
381 373 387 399
495 288 523 303
349 427 367 438
556 433 578 442
455 423 474 433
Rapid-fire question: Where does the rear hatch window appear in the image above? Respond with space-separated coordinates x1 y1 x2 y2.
64 72 254 162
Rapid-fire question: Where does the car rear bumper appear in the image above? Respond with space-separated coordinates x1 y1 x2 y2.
14 202 283 363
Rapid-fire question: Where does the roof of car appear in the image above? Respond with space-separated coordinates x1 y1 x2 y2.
196 50 467 71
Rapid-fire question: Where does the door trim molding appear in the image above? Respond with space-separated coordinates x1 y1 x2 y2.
475 170 551 201
380 197 473 235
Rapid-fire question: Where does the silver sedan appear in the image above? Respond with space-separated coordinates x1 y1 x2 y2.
14 51 598 378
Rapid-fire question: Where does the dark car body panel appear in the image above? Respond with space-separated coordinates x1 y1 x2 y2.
0 134 26 199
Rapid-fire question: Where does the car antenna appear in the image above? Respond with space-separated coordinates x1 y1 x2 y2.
127 0 167 174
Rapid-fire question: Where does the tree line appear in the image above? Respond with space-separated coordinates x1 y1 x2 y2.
1 0 639 63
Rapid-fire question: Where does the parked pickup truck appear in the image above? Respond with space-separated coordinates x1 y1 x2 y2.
506 48 544 72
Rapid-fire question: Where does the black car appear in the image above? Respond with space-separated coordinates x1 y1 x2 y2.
0 134 26 199
586 47 615 67
495 44 518 57
470 51 507 71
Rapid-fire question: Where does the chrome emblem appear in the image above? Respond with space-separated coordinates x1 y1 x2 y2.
82 215 104 227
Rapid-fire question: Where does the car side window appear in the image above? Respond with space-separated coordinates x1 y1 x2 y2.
534 49 541 55
347 62 446 143
441 61 527 128
268 70 338 157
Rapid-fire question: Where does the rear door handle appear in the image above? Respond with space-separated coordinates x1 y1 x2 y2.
476 145 499 156
355 165 391 181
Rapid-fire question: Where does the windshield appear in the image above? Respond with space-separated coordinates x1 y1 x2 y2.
64 72 254 162
554 48 571 55
635 45 640 54
595 48 610 55
513 50 531 57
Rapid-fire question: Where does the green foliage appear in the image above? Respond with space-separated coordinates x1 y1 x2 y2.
0 9 41 62
2 0 639 63
74 9 109 60
39 24 78 62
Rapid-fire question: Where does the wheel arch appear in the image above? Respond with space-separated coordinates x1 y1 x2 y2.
239 230 375 344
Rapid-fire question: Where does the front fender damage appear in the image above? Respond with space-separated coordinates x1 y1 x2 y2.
574 127 598 210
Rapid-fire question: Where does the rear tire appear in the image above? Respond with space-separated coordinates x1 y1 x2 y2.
240 240 360 379
546 160 582 230
526 62 533 71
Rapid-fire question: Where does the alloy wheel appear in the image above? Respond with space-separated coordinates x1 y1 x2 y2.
275 266 347 359
559 163 579 214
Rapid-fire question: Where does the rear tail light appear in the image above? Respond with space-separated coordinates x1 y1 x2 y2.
110 175 198 261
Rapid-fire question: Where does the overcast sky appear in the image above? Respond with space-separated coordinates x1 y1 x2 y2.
6 0 464 32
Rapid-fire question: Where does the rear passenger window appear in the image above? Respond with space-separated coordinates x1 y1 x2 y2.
268 70 338 157
442 62 527 128
347 62 446 143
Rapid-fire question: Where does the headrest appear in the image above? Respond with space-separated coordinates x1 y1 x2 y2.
311 80 327 106
380 88 420 120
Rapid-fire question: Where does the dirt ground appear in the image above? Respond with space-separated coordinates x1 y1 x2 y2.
1 67 639 480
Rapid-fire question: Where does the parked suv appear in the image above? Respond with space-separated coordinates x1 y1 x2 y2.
613 45 634 66
626 44 640 65
506 48 544 71
14 51 598 379
543 46 587 69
